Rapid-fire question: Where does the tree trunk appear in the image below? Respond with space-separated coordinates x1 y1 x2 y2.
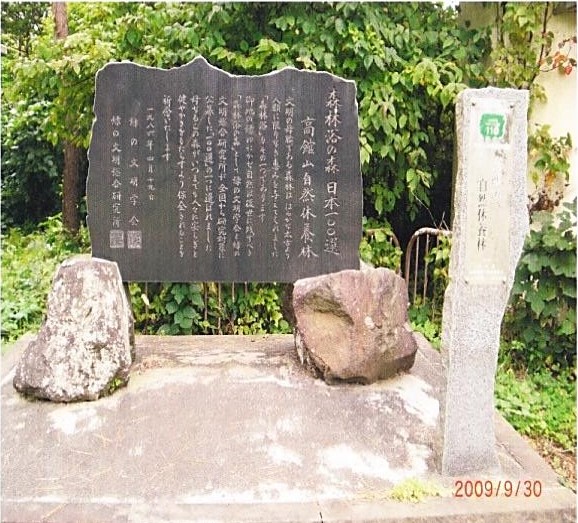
52 2 68 39
53 2 82 234
62 143 83 235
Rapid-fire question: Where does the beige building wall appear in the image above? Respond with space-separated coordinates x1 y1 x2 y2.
531 5 577 205
459 2 577 206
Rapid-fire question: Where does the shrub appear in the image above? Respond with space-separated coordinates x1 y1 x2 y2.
1 100 62 231
502 200 577 372
359 217 403 272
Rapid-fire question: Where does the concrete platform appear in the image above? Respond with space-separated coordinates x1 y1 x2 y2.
1 333 575 522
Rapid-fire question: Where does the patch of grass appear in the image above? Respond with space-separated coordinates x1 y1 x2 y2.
387 478 449 502
106 376 127 395
357 478 449 503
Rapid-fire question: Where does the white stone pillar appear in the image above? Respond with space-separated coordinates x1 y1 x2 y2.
441 88 529 476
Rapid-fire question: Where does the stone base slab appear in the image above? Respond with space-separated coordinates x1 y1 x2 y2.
1 334 574 522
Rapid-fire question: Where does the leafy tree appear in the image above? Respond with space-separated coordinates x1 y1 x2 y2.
2 2 490 237
1 4 62 230
51 2 86 234
0 2 48 57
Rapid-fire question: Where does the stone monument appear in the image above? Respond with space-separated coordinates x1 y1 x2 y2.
87 57 362 282
440 87 529 475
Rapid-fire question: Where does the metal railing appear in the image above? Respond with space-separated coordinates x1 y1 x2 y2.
404 227 451 307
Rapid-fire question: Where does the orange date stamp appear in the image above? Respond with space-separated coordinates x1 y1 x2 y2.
454 479 543 498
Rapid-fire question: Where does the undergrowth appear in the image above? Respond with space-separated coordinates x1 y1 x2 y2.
495 362 576 452
1 215 90 343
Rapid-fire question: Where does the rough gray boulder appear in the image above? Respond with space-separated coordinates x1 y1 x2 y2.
13 255 135 402
293 268 417 384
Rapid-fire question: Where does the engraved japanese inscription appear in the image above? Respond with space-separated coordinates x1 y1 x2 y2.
463 98 512 285
87 57 362 282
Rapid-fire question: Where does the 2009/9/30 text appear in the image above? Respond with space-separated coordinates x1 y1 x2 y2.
454 479 542 498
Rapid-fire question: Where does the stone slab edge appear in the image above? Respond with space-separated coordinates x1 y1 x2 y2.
2 490 575 523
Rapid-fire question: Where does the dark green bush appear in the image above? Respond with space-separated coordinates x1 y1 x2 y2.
1 100 63 231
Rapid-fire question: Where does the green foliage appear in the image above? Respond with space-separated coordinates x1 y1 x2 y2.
423 232 451 304
129 282 291 336
409 304 442 350
0 213 291 341
503 201 576 372
1 99 63 230
3 3 135 148
486 2 550 104
0 215 90 341
233 284 291 335
2 2 490 222
496 365 576 450
105 376 126 395
359 217 402 272
0 2 48 57
407 232 451 346
399 203 575 376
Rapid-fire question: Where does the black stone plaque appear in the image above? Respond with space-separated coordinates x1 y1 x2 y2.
87 57 362 282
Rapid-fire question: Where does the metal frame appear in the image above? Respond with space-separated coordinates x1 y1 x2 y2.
404 227 452 306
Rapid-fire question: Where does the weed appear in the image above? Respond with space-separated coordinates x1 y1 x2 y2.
387 478 449 502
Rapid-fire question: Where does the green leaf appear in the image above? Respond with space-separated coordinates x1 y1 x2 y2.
191 292 205 309
375 193 383 215
166 300 179 314
181 305 195 318
178 316 193 329
173 289 185 305
536 280 558 302
558 315 576 336
323 52 335 69
398 114 407 129
529 296 545 315
522 252 544 273
363 55 373 69
561 279 577 298
125 26 141 47
374 230 386 243
312 46 324 63
550 251 577 277
335 17 345 35
439 85 455 108
302 19 315 35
